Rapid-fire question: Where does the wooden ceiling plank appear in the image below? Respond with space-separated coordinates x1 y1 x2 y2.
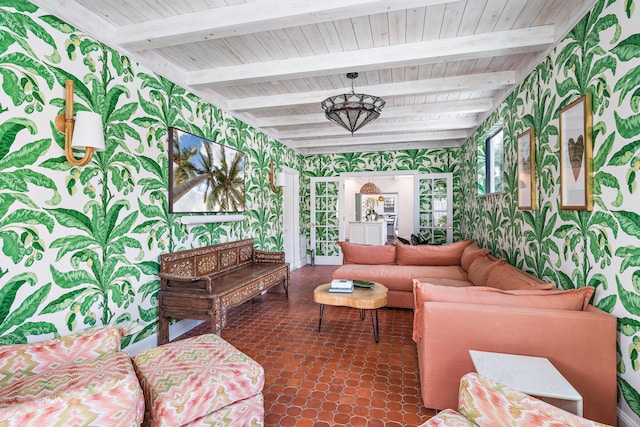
186 26 553 86
115 0 462 50
457 0 486 36
405 6 426 43
492 0 528 31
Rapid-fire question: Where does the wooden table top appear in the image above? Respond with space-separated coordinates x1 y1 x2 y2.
313 282 388 310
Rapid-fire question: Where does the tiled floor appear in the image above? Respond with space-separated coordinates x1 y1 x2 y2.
178 265 436 426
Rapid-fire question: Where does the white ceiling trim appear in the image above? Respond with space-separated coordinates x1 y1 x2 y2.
275 117 478 139
228 71 515 111
287 130 468 148
254 98 494 127
115 0 461 51
186 26 554 86
294 136 465 155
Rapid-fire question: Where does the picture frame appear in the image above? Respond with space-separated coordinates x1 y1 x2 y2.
168 127 245 214
559 93 593 210
516 128 535 210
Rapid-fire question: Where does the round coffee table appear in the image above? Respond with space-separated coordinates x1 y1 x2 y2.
313 282 388 343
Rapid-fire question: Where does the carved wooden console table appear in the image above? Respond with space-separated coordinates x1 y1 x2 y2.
157 239 290 345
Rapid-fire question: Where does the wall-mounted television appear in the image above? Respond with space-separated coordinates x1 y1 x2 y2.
168 127 245 214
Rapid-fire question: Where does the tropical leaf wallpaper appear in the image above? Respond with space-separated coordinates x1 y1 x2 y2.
0 1 299 347
2 0 640 422
457 0 640 421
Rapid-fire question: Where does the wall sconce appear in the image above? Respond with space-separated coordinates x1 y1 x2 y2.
55 80 105 166
268 160 286 193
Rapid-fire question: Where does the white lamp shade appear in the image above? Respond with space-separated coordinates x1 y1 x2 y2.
275 172 287 187
71 111 105 151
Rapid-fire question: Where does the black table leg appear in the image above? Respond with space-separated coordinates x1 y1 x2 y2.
370 308 380 343
318 304 325 332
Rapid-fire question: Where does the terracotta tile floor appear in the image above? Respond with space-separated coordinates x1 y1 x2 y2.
178 265 436 426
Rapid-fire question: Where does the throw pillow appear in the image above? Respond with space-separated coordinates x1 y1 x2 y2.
396 239 472 266
460 242 490 271
467 256 505 286
486 263 555 291
338 241 396 265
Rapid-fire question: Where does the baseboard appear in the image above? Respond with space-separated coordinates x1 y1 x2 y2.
124 319 203 356
618 407 638 427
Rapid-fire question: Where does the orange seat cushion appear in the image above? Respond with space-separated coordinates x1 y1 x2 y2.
460 242 489 271
338 241 396 265
486 262 555 291
396 240 472 266
467 256 504 286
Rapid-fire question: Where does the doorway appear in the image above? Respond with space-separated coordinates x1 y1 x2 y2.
282 167 301 270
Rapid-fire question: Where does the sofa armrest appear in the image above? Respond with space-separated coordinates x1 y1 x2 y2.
253 250 285 263
0 327 123 384
418 302 616 425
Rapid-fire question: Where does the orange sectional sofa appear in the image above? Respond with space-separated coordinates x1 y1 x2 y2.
331 239 553 308
332 240 617 425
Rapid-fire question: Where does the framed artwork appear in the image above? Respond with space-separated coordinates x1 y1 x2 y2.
517 128 535 210
168 127 245 214
559 93 593 210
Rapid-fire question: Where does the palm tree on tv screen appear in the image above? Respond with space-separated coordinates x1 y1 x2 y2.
200 142 245 212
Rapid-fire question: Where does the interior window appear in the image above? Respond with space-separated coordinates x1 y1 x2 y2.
478 126 504 195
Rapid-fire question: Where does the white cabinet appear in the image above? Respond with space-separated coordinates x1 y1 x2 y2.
349 221 386 245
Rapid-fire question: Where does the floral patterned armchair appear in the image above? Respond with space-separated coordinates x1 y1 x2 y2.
420 373 612 427
0 327 144 426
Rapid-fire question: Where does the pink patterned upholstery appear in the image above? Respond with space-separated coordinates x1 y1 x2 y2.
419 409 477 426
458 373 610 427
418 373 611 427
0 327 144 426
132 334 265 427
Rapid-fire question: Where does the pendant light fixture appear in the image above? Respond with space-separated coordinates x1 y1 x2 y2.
321 72 385 134
360 180 381 195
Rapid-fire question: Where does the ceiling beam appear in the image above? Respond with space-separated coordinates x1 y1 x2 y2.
115 0 461 51
286 130 469 148
187 26 553 86
253 98 494 127
276 117 478 139
228 71 516 111
298 139 464 155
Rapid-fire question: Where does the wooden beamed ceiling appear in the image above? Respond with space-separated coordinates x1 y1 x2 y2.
33 0 597 155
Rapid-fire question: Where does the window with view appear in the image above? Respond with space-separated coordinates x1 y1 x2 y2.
478 126 504 195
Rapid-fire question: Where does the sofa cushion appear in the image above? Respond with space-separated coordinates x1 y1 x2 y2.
487 262 555 291
413 277 473 288
333 265 469 293
133 334 265 427
396 239 472 266
467 256 505 286
460 242 489 271
412 282 595 342
0 327 122 384
459 373 602 427
0 351 144 425
417 408 477 426
338 241 396 265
